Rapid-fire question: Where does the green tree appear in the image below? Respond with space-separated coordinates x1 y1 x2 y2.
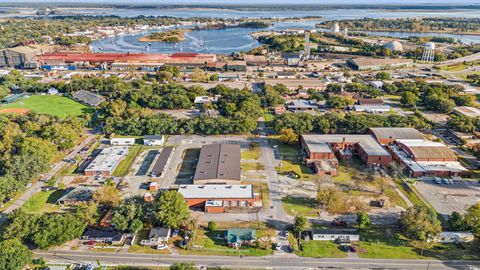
75 202 98 227
447 211 468 231
279 128 298 144
93 185 121 207
129 219 144 233
207 221 217 231
293 215 310 239
357 211 371 232
464 202 480 237
156 191 190 229
0 239 32 270
400 206 441 240
375 71 391 81
400 92 419 108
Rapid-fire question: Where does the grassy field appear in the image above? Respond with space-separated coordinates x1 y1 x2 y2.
299 240 348 258
358 229 480 260
113 145 143 177
0 95 91 118
282 196 318 217
22 190 65 214
241 162 265 171
242 180 270 208
241 143 262 160
180 229 272 256
273 140 314 180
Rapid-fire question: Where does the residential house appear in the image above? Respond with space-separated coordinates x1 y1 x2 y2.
311 228 360 242
433 232 474 243
225 229 256 248
81 229 127 245
110 138 135 146
140 227 171 247
143 135 164 146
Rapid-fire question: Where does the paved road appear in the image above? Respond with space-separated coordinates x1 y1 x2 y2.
36 250 480 270
0 130 98 224
440 52 480 65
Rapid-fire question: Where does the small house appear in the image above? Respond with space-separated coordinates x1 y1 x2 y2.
225 228 256 248
140 227 171 247
143 135 164 146
110 138 135 146
433 232 474 243
311 228 359 242
81 229 127 245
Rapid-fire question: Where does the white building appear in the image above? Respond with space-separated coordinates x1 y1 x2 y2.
433 232 474 243
311 229 360 242
143 135 164 146
352 104 391 113
110 138 135 146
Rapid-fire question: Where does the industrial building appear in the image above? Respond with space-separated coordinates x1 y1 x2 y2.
193 144 241 185
37 52 217 71
84 146 129 177
177 184 260 213
301 134 392 175
369 127 425 145
0 44 52 68
347 58 413 71
453 106 480 118
388 139 467 177
150 146 173 177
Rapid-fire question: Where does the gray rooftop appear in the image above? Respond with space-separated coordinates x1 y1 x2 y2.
302 134 390 156
193 144 241 183
72 90 105 107
56 187 94 204
85 146 129 173
369 128 424 142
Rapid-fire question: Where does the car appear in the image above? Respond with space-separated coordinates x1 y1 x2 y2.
284 231 290 238
85 240 96 246
25 183 32 188
172 229 180 237
434 177 442 184
332 219 347 227
157 244 168 250
350 246 356 253
275 243 282 250
2 198 12 203
442 178 450 184
447 179 454 184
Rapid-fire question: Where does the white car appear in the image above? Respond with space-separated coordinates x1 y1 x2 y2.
434 177 442 184
25 183 32 188
157 244 168 250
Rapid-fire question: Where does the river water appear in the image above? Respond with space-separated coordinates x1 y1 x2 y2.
80 7 480 53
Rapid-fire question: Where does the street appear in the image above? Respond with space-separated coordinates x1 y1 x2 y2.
35 250 480 270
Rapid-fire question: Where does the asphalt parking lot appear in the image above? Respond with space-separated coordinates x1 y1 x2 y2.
415 179 480 217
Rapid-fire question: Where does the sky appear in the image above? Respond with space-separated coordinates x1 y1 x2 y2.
3 0 480 4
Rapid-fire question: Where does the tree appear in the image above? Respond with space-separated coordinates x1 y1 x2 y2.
0 239 32 270
447 211 468 231
75 202 98 226
400 206 441 240
317 186 342 209
357 211 371 232
375 71 391 81
279 128 298 144
293 215 310 239
156 191 190 229
170 263 196 270
207 221 217 231
400 91 419 108
129 219 144 233
93 185 121 207
464 202 480 237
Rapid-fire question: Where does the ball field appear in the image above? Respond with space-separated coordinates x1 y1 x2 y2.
0 95 91 119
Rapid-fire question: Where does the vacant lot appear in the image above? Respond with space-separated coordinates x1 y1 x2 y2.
1 95 91 118
299 240 347 258
22 190 65 214
113 145 143 177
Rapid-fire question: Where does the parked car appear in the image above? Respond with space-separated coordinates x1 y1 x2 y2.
434 177 442 184
332 219 347 227
442 178 450 184
25 183 32 188
275 243 282 250
157 244 168 250
284 231 290 238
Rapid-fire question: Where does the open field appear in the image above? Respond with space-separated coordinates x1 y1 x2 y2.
273 140 314 181
299 240 348 258
22 190 65 214
282 196 318 217
0 95 91 118
241 143 262 160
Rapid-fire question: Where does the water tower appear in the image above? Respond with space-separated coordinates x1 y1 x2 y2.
421 42 436 62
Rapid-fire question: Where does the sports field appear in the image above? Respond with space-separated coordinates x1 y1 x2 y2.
0 95 91 118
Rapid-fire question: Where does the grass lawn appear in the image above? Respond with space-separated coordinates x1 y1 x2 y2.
282 196 318 217
241 143 262 160
22 190 65 214
180 229 272 256
358 229 480 260
113 145 143 177
0 95 91 118
275 141 314 180
241 162 265 171
299 240 347 258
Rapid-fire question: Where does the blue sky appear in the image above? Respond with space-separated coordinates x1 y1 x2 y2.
4 0 479 4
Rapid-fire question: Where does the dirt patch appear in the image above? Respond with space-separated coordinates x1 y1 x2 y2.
0 108 30 115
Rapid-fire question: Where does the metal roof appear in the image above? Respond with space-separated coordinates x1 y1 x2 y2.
302 134 390 156
85 146 128 173
151 146 173 176
193 144 241 183
370 128 425 142
72 90 105 107
178 184 253 199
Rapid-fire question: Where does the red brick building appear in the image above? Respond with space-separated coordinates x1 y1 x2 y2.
178 185 260 213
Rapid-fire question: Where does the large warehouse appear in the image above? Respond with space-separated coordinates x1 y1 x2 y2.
389 139 467 177
301 134 392 175
193 144 241 185
37 52 217 70
347 58 413 71
369 127 425 145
